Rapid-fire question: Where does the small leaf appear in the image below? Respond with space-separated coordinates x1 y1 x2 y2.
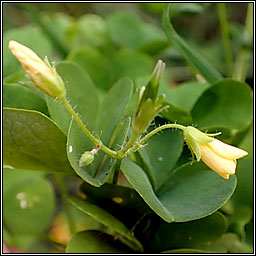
3 108 74 175
69 197 143 252
66 230 129 253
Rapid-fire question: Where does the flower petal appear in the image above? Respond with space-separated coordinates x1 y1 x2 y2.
208 139 248 160
200 143 237 178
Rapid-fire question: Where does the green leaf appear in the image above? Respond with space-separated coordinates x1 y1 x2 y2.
67 77 133 186
112 49 154 83
69 197 143 252
151 212 227 251
121 158 236 222
46 61 100 134
139 129 184 190
66 230 129 253
3 168 55 234
77 14 107 47
158 171 236 222
3 83 49 116
162 3 222 83
106 11 144 49
191 79 253 132
67 46 112 91
3 108 74 175
95 77 133 144
159 81 210 124
3 25 52 78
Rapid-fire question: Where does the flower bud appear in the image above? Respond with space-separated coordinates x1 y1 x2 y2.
8 40 66 99
79 151 95 167
140 59 165 104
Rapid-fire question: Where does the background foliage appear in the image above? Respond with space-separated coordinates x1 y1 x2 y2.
3 3 253 253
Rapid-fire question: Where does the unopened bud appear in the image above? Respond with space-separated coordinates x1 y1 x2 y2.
140 59 165 104
8 40 66 99
79 151 95 167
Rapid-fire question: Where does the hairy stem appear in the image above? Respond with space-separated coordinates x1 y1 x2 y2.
128 123 185 154
61 97 118 158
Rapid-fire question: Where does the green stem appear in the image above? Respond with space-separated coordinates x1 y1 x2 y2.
233 3 253 81
124 123 185 156
61 97 118 158
117 132 140 158
217 3 233 77
54 175 76 234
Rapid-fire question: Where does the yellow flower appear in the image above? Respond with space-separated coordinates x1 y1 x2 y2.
183 126 248 179
8 40 66 99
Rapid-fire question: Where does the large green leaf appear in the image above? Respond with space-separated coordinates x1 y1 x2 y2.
66 230 129 253
191 79 253 132
67 78 133 186
46 61 100 134
121 158 236 222
69 197 143 252
3 168 55 234
3 83 49 116
151 212 227 252
3 108 74 175
162 3 222 83
139 129 184 190
3 25 52 78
